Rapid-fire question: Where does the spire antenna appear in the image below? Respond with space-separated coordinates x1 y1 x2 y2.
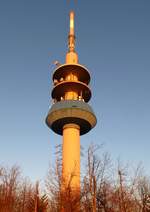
68 11 75 52
66 11 78 63
70 10 75 36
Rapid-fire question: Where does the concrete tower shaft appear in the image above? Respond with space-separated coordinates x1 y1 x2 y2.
46 11 97 195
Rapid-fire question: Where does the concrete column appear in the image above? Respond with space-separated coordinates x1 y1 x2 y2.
65 91 78 100
62 123 80 191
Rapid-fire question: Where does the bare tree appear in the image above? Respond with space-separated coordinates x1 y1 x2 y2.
0 165 20 212
1 145 150 212
26 181 48 212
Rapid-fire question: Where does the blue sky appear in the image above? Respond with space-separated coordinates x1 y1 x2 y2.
0 0 150 181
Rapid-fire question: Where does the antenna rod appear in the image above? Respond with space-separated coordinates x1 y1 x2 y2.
70 11 74 35
68 11 75 52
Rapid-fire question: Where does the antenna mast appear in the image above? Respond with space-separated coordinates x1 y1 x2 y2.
66 11 78 64
68 11 75 52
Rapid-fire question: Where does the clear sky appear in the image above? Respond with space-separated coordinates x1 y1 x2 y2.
0 0 150 181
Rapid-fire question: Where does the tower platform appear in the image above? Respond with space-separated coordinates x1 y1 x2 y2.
46 100 97 135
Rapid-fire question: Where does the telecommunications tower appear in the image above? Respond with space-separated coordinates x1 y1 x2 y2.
46 11 97 193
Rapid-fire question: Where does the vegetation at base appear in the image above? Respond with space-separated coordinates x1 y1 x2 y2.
0 145 150 212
